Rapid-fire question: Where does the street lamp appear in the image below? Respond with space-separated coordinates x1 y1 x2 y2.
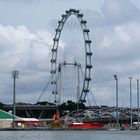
12 70 19 129
129 77 133 128
113 74 119 129
137 79 140 129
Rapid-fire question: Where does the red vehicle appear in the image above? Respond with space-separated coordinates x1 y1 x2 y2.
68 122 104 129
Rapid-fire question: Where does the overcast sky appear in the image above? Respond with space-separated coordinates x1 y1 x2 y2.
0 0 140 107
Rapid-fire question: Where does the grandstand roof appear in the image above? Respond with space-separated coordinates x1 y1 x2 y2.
0 109 16 119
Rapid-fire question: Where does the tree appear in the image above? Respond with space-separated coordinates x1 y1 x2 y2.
0 102 4 109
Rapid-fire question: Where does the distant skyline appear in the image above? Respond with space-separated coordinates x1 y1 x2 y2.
0 0 140 107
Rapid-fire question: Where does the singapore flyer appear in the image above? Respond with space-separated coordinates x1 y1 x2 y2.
51 9 92 104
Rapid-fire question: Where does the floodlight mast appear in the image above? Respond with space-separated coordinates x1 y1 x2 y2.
113 74 119 129
129 77 133 128
137 79 140 130
12 70 19 129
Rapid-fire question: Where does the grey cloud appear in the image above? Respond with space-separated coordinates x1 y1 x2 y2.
82 10 105 28
80 0 140 29
0 25 53 103
0 0 37 4
102 0 140 24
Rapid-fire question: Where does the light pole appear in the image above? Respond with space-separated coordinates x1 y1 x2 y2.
137 79 140 129
129 77 133 127
12 70 19 129
113 74 119 129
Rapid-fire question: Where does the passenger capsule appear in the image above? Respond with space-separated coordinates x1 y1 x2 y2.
50 70 56 74
58 20 64 24
83 89 89 92
51 81 56 85
77 14 83 17
55 29 61 32
81 20 87 24
74 10 79 13
66 10 70 14
50 59 56 63
51 48 57 52
69 9 75 12
86 65 92 69
53 38 59 41
85 77 91 81
62 14 66 18
83 29 90 33
85 40 92 44
86 52 92 55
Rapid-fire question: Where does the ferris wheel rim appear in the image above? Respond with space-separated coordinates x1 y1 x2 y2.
51 9 92 103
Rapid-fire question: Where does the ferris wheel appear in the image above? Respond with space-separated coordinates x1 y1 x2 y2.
51 9 92 104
